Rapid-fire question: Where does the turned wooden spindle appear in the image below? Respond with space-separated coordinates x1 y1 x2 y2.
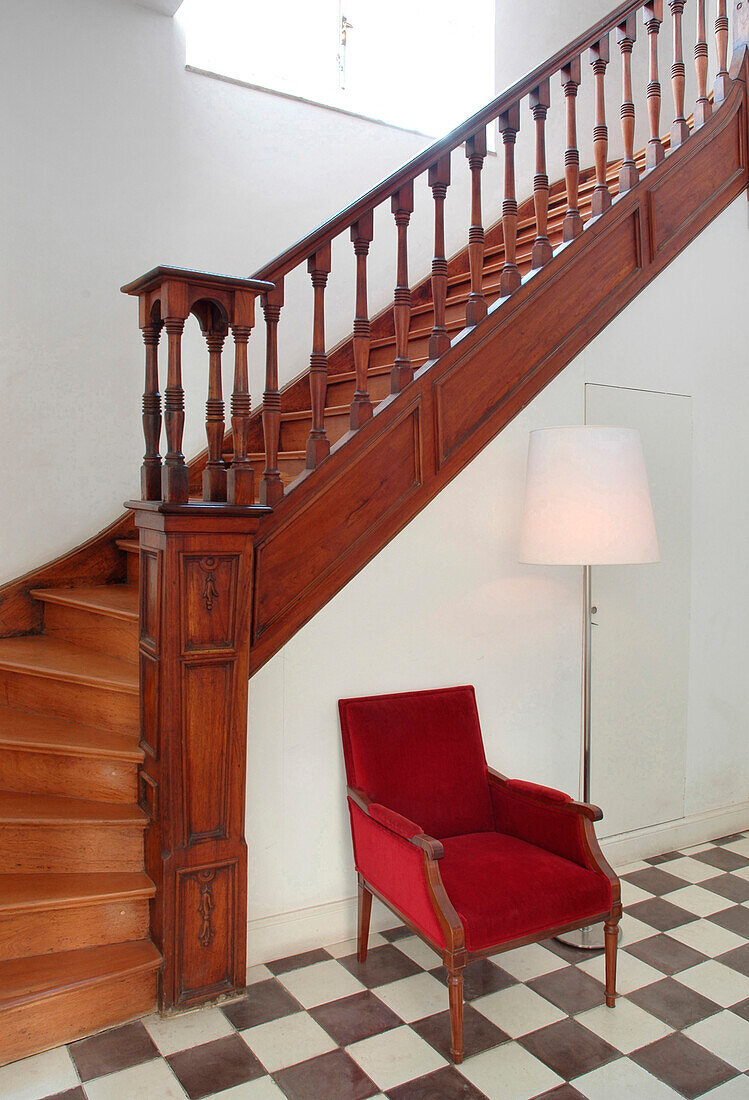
562 57 583 241
202 324 228 502
349 212 374 429
390 181 415 394
644 2 666 168
464 129 488 323
590 35 612 215
428 154 452 358
670 0 690 147
162 317 189 503
260 279 285 507
306 244 332 470
226 321 254 506
140 319 163 501
499 104 522 296
530 81 553 269
714 0 730 102
694 0 712 125
618 15 640 193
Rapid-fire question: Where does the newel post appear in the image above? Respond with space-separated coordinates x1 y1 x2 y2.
122 267 273 1011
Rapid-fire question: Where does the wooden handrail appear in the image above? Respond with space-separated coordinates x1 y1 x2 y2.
251 0 645 283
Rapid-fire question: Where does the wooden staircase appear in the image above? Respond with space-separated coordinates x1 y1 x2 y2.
0 542 160 1064
1 0 748 1066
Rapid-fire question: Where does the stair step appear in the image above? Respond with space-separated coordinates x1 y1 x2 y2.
0 637 138 734
0 706 141 802
0 939 160 1065
116 539 139 555
0 792 147 873
31 585 139 663
116 538 140 584
0 872 154 960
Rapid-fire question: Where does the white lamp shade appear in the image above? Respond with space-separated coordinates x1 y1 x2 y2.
519 426 660 565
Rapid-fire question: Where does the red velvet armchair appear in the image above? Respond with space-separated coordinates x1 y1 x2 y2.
338 685 621 1064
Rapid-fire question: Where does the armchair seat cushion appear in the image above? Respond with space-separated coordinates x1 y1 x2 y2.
439 832 612 952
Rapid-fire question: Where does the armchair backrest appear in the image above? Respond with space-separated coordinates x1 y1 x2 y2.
338 685 494 839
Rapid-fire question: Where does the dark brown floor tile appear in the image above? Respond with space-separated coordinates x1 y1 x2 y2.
631 1031 738 1099
339 944 423 988
701 873 749 903
624 933 708 975
167 1034 265 1099
310 990 402 1045
627 897 697 931
379 925 411 942
730 997 749 1023
266 948 332 975
693 847 749 872
430 958 517 1000
528 967 605 1015
530 1087 587 1100
68 1020 158 1081
520 1018 618 1080
273 1048 378 1100
540 937 604 964
645 851 681 865
718 944 749 978
621 867 688 895
411 1003 509 1060
221 978 301 1029
41 1091 87 1100
708 905 749 939
713 833 747 846
628 977 721 1030
386 1065 487 1099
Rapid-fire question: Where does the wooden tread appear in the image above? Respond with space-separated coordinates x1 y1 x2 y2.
31 584 138 621
0 706 140 759
116 539 139 555
0 636 138 693
0 791 146 826
0 871 154 914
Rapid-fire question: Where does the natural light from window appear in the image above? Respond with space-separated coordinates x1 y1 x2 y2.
176 0 495 138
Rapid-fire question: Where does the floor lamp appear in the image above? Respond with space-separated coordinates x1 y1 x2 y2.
519 426 659 949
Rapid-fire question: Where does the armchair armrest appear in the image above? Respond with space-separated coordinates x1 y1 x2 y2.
348 787 444 859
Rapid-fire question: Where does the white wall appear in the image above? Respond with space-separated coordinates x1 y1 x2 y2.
0 0 432 581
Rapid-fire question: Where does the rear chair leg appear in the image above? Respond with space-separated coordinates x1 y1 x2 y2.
446 961 465 1064
357 876 372 963
604 917 619 1007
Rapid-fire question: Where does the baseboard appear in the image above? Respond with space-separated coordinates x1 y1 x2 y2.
600 799 749 867
246 800 749 966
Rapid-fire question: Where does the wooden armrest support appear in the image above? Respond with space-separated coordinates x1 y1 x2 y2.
348 787 444 859
488 768 603 822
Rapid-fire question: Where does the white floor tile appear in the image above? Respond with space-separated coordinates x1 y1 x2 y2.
616 861 651 874
246 964 273 985
276 959 365 1008
372 972 448 1022
0 1047 79 1100
669 918 746 957
573 1055 682 1098
496 942 566 982
575 997 671 1052
684 1010 749 1071
667 884 733 917
84 1057 186 1100
347 1024 446 1090
325 933 386 958
620 879 655 907
143 1006 235 1055
203 1080 286 1099
732 866 749 882
722 838 749 858
240 1011 336 1072
698 1076 749 1098
391 934 441 970
578 948 663 994
619 912 658 945
458 1041 563 1100
681 843 719 855
676 961 749 1007
661 857 721 883
472 983 565 1038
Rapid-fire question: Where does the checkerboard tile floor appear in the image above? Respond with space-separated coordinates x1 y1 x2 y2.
4 832 749 1100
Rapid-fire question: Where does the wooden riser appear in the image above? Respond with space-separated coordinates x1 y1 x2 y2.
41 602 138 665
0 747 137 803
0 671 138 736
0 897 150 961
0 941 160 1066
279 408 350 452
0 825 146 873
116 540 140 586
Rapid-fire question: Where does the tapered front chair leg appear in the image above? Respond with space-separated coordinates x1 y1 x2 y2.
604 917 619 1007
357 876 372 963
447 962 465 1063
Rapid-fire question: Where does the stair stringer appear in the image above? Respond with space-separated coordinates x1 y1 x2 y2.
248 76 748 676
